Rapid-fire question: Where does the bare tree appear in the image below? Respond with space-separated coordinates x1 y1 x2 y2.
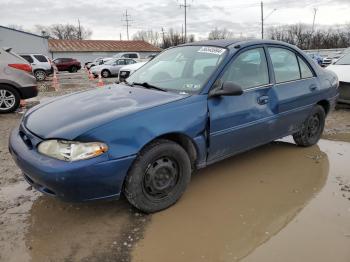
133 30 160 46
267 23 350 49
34 24 92 40
208 28 235 40
7 24 24 31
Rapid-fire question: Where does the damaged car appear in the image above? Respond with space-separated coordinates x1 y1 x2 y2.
9 40 339 213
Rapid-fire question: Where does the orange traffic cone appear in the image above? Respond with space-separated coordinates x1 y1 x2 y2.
52 71 60 91
88 70 94 81
97 73 104 87
20 99 27 109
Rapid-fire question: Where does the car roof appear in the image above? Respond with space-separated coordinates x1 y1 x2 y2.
180 39 297 50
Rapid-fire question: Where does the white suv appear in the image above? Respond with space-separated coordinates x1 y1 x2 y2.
20 54 53 81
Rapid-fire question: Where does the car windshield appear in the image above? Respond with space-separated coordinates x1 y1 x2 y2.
334 53 350 65
104 59 115 65
126 45 227 94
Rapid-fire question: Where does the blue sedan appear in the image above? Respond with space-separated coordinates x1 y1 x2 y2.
9 40 339 213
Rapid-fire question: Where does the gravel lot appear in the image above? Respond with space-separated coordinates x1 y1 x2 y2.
0 72 350 262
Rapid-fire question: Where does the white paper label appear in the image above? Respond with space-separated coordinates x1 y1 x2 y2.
198 46 226 55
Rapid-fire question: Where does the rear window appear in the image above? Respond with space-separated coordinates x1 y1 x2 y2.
34 55 48 62
21 55 34 63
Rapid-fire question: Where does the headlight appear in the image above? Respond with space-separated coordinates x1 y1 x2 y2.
38 140 108 162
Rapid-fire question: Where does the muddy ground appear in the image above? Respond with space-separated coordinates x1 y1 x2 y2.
0 72 350 262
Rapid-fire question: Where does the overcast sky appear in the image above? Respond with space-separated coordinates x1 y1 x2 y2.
1 0 349 40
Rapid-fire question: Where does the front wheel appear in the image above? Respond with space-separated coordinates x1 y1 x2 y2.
70 66 78 73
293 105 325 147
124 139 191 213
101 70 110 78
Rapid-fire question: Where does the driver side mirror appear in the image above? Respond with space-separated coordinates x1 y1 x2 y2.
209 81 243 98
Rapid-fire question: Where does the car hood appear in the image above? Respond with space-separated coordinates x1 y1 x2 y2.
23 84 188 140
120 62 146 71
327 64 350 82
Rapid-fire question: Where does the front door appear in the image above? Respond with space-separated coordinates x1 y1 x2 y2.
207 47 275 163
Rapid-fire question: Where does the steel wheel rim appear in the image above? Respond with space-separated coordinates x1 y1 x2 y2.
0 89 16 110
307 113 320 138
143 157 180 200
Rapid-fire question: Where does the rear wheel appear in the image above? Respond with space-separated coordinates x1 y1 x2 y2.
0 85 20 114
34 70 47 81
124 139 191 213
293 105 325 147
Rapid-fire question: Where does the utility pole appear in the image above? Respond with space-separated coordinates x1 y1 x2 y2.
312 8 318 33
261 1 264 39
122 10 133 40
179 0 190 43
161 27 166 47
77 19 82 40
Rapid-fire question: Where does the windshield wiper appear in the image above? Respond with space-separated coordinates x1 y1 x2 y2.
132 82 167 92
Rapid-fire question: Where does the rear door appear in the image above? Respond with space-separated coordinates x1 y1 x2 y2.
33 55 50 70
207 46 276 163
267 46 319 137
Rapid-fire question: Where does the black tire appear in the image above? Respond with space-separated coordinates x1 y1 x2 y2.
124 139 191 213
0 85 20 114
70 66 78 73
101 70 110 78
34 69 47 81
293 105 325 147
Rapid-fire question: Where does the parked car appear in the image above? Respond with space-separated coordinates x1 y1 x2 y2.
118 61 147 82
113 52 141 59
20 54 53 81
9 40 339 213
53 58 81 73
327 53 350 104
85 57 103 70
0 48 38 113
307 53 323 66
90 58 137 78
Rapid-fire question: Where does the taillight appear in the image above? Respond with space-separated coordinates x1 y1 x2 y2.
8 64 32 73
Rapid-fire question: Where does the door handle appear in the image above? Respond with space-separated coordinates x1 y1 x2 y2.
257 95 269 105
309 85 317 91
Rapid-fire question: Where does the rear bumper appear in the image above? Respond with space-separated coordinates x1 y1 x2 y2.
19 85 38 99
9 126 136 202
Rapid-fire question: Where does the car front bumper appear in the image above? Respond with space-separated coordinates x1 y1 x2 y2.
9 126 136 202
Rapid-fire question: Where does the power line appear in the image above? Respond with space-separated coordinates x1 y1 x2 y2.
122 9 133 40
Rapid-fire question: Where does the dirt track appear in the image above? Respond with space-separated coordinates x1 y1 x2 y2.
0 73 350 262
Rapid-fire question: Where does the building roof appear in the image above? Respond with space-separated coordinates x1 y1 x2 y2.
0 25 47 39
48 39 162 52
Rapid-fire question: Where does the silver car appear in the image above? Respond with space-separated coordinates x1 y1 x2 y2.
91 58 137 78
0 48 38 113
20 54 53 81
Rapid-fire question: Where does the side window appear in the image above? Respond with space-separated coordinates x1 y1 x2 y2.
221 48 269 90
117 59 126 65
129 54 138 59
21 55 34 63
268 47 300 83
298 57 314 78
34 55 48 62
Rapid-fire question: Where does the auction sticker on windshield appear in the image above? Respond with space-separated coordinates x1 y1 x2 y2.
198 46 226 55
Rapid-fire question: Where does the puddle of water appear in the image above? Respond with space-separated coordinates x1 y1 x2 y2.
1 139 349 262
131 141 331 262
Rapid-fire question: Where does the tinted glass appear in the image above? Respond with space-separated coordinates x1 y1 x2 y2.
128 54 138 58
21 55 34 63
298 57 314 78
117 59 126 65
34 55 48 62
269 47 300 83
221 48 269 89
